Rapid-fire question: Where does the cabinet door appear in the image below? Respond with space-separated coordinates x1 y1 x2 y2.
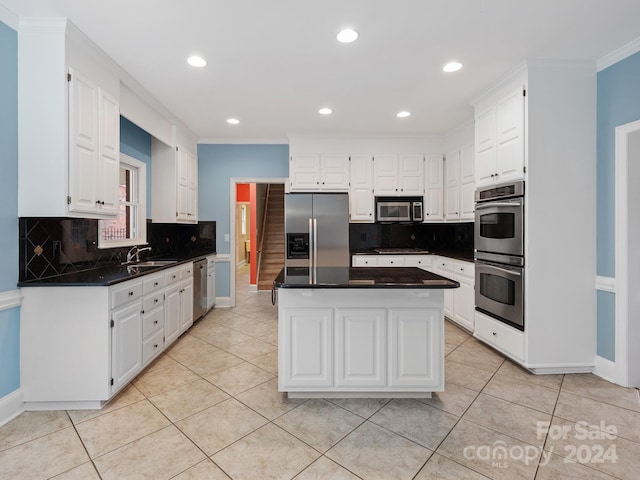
424 155 444 221
388 308 442 388
97 88 120 216
444 150 460 220
460 182 475 221
453 273 475 331
496 87 525 182
180 280 194 332
398 155 424 195
320 154 350 191
176 147 190 221
111 302 142 393
475 105 497 186
335 308 386 387
290 154 321 191
280 308 333 388
349 155 374 222
68 69 99 214
207 268 216 308
373 155 398 195
164 284 181 345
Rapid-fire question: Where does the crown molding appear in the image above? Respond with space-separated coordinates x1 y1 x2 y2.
598 36 640 71
0 3 18 29
198 137 289 145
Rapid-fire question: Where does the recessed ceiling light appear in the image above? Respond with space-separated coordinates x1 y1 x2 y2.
319 107 333 115
227 118 240 125
337 28 358 43
187 55 207 67
397 111 411 118
443 61 463 73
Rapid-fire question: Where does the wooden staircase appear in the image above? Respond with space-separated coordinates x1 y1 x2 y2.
257 184 285 290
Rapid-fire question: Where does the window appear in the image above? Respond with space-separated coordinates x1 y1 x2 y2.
99 154 147 248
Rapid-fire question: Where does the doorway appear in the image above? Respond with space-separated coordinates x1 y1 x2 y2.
229 177 287 307
615 119 640 387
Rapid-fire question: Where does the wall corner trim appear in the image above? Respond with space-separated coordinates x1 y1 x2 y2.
595 276 616 293
0 290 22 312
593 355 617 384
0 388 24 428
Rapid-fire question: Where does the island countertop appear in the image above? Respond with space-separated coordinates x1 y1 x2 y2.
273 266 459 289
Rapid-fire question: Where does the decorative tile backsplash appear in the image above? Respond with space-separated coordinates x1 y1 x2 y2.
19 218 216 281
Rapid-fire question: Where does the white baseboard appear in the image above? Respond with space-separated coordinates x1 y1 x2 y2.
248 284 258 292
593 355 617 383
0 388 24 427
214 297 233 308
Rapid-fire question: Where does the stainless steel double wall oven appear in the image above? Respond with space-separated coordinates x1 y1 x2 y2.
474 181 525 330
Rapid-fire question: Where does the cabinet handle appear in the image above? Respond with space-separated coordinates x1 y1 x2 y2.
141 310 145 314
492 332 497 336
154 282 159 286
460 268 464 271
390 261 394 264
154 299 158 304
154 320 158 324
128 291 134 296
154 344 158 348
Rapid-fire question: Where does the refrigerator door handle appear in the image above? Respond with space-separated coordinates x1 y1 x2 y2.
308 217 314 276
313 217 318 282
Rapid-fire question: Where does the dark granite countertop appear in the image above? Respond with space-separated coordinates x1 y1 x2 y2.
274 267 459 289
17 252 216 287
351 249 474 262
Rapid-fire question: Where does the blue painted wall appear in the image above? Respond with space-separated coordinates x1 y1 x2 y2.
596 50 640 360
120 116 152 212
0 19 20 398
197 144 289 296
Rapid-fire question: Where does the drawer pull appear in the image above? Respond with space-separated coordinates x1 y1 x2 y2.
154 282 159 287
141 310 145 314
154 344 158 348
154 299 158 304
154 320 158 325
492 332 497 336
129 291 134 296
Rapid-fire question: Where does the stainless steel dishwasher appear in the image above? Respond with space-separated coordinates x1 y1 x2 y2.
193 258 208 321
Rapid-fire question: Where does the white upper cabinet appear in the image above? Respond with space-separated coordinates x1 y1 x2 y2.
349 155 375 222
423 155 444 221
474 86 525 187
443 141 475 222
152 141 198 224
373 154 424 196
18 19 121 218
444 149 460 220
460 143 475 220
290 154 349 192
68 69 120 217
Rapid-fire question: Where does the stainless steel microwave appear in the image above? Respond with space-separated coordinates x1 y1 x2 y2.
376 198 423 223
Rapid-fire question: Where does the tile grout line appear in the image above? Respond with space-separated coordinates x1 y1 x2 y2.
64 409 105 480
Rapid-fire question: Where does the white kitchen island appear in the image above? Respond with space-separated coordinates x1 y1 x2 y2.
274 267 459 398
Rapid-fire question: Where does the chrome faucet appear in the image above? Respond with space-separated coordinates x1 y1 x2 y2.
126 246 152 263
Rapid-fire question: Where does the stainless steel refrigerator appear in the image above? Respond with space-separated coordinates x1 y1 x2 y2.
284 193 350 268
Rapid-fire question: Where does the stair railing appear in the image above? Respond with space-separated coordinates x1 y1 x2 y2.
255 184 271 283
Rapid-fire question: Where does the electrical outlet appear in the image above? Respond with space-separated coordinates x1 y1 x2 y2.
224 234 230 242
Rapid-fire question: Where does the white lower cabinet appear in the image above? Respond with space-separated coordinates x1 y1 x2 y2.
474 310 524 362
21 261 196 409
110 300 143 393
431 256 475 331
281 307 333 388
278 289 444 396
335 309 386 388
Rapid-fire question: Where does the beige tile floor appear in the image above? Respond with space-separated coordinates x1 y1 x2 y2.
1 265 640 479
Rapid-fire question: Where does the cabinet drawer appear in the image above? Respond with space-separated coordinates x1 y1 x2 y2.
474 311 524 362
142 306 164 339
143 274 165 295
404 256 433 269
165 268 181 285
454 261 475 279
111 280 143 309
143 291 164 314
377 256 404 267
436 258 455 273
143 329 164 365
207 255 216 268
181 264 194 279
352 256 376 267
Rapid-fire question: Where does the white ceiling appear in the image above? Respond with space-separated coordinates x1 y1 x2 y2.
3 0 640 141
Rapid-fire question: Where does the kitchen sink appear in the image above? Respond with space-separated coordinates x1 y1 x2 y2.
134 260 179 267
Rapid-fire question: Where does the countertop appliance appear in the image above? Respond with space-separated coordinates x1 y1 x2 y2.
193 257 208 321
375 197 423 223
474 180 525 331
285 193 349 270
